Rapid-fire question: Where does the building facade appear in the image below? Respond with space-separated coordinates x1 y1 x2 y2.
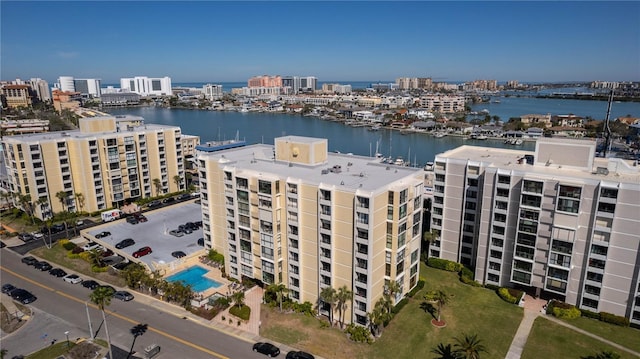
429 138 640 325
1 85 32 108
1 115 190 219
198 136 424 326
120 76 172 96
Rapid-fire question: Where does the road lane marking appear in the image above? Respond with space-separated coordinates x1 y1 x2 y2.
1 266 230 359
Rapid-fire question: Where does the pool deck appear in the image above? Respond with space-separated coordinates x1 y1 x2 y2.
162 254 262 336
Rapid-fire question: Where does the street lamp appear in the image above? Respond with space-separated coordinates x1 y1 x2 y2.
65 331 70 350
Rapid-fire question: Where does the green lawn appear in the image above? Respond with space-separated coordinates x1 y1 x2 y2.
367 265 523 359
261 262 524 359
522 317 637 359
558 316 640 353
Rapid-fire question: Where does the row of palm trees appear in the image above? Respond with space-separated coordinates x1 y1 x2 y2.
120 263 194 308
153 175 184 197
0 189 85 223
319 285 354 329
431 333 486 359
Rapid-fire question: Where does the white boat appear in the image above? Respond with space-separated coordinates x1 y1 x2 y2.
514 139 523 145
480 109 490 114
369 124 381 131
394 157 405 166
476 135 488 140
434 132 447 138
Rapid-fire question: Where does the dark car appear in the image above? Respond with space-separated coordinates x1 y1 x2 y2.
82 280 100 290
126 216 139 225
147 200 161 208
133 213 147 222
113 291 134 301
171 251 186 259
21 256 38 266
185 222 198 230
176 193 191 201
1 283 17 294
95 231 111 239
115 238 136 249
10 289 37 304
197 237 205 246
162 197 176 204
34 261 52 271
195 220 203 228
18 233 34 242
49 268 67 277
132 246 152 258
253 342 280 357
286 351 315 359
49 223 65 233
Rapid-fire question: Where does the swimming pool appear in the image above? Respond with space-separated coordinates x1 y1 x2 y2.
166 266 222 292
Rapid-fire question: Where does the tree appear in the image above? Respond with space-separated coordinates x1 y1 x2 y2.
231 290 245 308
335 285 353 329
152 178 162 197
127 324 148 359
453 333 486 359
423 229 439 256
36 196 50 219
431 343 460 359
55 191 68 212
319 286 337 327
74 192 85 214
581 351 621 359
172 175 182 192
90 286 115 359
367 303 388 337
434 290 450 323
384 280 401 307
268 283 288 312
18 194 35 224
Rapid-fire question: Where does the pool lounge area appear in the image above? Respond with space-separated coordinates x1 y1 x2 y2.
166 266 223 293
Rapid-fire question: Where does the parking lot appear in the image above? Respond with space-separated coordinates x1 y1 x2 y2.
82 200 205 270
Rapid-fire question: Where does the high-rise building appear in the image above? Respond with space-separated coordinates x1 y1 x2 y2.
197 136 425 326
28 78 51 102
248 75 282 88
120 76 172 96
203 84 223 100
58 76 75 92
1 115 191 219
73 78 102 98
1 85 32 108
429 138 640 325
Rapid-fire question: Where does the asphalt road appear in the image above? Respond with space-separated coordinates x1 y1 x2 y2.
0 248 273 359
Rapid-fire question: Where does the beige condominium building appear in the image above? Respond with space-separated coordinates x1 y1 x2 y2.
428 138 640 325
198 136 424 326
1 115 189 219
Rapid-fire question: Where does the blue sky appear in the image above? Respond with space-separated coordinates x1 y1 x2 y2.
2 1 639 84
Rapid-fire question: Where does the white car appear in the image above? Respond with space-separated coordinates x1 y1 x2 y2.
31 232 44 239
63 274 83 284
82 242 101 251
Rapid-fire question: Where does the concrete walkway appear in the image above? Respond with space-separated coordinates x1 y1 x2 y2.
505 295 544 359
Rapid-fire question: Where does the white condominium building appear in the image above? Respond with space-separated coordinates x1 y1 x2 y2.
120 76 172 96
429 138 640 325
197 136 424 326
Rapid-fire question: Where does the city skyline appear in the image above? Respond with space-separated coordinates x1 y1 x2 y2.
2 1 639 84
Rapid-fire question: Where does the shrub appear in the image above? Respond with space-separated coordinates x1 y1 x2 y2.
484 283 500 291
292 301 315 316
459 267 482 287
580 308 600 320
427 257 462 272
67 252 81 259
407 279 425 297
497 288 518 304
552 306 581 319
63 242 77 251
345 323 373 344
72 247 84 254
392 298 409 314
507 288 523 301
91 265 108 273
229 304 251 321
599 312 630 327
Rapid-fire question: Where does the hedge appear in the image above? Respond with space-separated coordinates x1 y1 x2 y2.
552 306 581 319
498 288 518 304
392 298 409 315
599 312 630 327
427 257 462 272
407 279 425 297
580 308 600 320
229 304 251 321
459 267 482 287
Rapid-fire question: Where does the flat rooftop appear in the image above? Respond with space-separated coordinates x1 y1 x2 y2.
199 143 423 192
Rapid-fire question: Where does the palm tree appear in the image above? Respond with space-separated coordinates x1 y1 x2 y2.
270 283 288 312
90 286 115 359
384 280 401 307
335 285 353 329
172 175 182 192
367 305 386 337
434 290 449 323
319 286 337 327
231 290 245 308
55 191 68 212
431 343 460 359
453 333 486 359
17 194 35 224
127 324 148 359
37 196 50 219
152 178 162 197
74 192 85 214
581 351 621 359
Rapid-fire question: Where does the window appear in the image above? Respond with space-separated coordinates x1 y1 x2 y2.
521 194 541 208
357 196 369 209
584 284 601 296
586 271 603 282
515 245 534 259
600 188 618 199
258 180 272 194
512 271 531 284
491 238 504 247
582 298 598 309
589 258 606 270
522 180 543 194
597 202 616 214
551 240 573 254
236 177 248 189
357 212 369 225
590 244 608 256
557 185 581 214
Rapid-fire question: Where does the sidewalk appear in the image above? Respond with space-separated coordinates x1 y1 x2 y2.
505 294 544 359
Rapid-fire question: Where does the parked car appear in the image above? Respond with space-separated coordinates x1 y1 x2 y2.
197 238 205 246
21 256 38 266
112 261 134 271
95 231 111 239
34 261 52 271
1 283 17 294
147 200 161 208
10 289 37 304
126 216 139 225
171 251 186 259
31 232 44 240
162 197 176 204
113 291 134 301
176 193 191 201
115 238 135 249
178 225 193 234
82 280 100 290
49 268 67 277
132 246 152 258
18 233 34 242
133 213 147 222
83 242 101 251
63 274 83 284
169 229 184 237
286 351 315 359
253 342 280 357
195 221 203 228
191 192 201 198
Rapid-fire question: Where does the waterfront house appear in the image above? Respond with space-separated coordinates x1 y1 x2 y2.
553 114 584 127
520 113 552 128
548 125 586 137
